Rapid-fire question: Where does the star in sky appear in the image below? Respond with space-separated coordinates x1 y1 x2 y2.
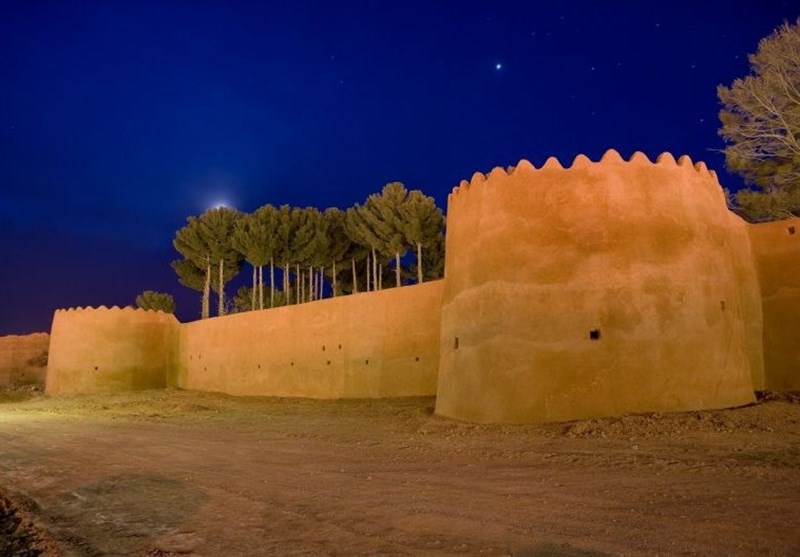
495 63 503 71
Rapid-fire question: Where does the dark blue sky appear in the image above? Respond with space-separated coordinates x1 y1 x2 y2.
1 1 797 334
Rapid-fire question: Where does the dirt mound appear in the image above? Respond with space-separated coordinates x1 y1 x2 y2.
0 488 61 557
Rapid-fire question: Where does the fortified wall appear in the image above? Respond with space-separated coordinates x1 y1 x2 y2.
0 332 49 388
436 150 764 423
46 306 179 395
748 217 800 390
43 150 800 423
176 281 442 398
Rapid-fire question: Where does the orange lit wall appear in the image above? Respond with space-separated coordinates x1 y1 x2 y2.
748 217 800 390
435 150 760 423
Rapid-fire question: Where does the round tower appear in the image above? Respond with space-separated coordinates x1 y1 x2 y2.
436 150 761 423
46 306 179 395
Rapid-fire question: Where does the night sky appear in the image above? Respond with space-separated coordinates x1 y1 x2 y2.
1 1 797 335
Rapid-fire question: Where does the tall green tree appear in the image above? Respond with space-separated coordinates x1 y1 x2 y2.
323 207 353 297
718 18 800 220
290 207 321 303
344 205 381 292
171 256 240 318
275 205 295 304
174 208 242 318
400 190 444 284
135 290 176 314
199 207 243 316
231 204 280 310
359 182 412 288
173 216 213 319
406 227 446 283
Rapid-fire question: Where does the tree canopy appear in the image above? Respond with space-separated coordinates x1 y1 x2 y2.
172 185 446 318
717 18 800 221
135 290 176 314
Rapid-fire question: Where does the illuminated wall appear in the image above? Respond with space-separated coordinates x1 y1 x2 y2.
42 150 798 423
0 333 49 388
46 306 179 395
175 281 442 398
435 150 760 423
748 217 800 390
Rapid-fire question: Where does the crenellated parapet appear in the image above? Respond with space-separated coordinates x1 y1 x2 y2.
436 149 762 423
46 305 180 395
448 149 721 194
54 305 172 315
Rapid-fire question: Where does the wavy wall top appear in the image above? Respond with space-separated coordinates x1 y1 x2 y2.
449 149 722 200
54 305 177 318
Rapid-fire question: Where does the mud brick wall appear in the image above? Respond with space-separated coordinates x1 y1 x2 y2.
436 150 761 423
748 217 800 390
176 281 442 398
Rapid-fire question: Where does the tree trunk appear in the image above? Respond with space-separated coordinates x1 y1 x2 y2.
258 265 264 310
371 247 378 291
308 266 314 301
218 258 225 317
251 265 257 310
332 260 337 297
378 262 383 290
417 242 423 284
202 260 211 319
296 264 302 303
270 259 275 308
395 251 401 287
366 252 371 292
318 267 324 300
284 262 290 305
351 258 358 294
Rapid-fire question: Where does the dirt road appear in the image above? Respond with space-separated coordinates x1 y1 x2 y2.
1 390 799 556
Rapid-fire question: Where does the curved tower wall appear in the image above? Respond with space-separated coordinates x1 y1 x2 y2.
748 217 800 390
436 150 760 423
46 306 179 395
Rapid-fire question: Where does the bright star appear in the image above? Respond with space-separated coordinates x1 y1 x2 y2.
495 63 503 71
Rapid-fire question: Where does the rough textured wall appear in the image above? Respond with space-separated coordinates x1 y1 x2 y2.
177 281 442 398
46 306 179 395
0 333 49 388
727 212 765 391
436 150 759 423
748 217 800 390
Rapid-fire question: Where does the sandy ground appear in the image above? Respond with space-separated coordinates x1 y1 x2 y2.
1 389 799 557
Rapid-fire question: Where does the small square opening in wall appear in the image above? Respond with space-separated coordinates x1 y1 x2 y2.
788 225 796 235
589 329 601 340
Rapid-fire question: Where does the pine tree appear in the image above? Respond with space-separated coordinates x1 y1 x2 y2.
275 205 295 304
357 183 414 288
322 207 353 297
400 190 444 284
344 206 381 291
197 207 243 316
290 207 321 303
231 204 280 310
173 216 213 319
135 290 176 314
